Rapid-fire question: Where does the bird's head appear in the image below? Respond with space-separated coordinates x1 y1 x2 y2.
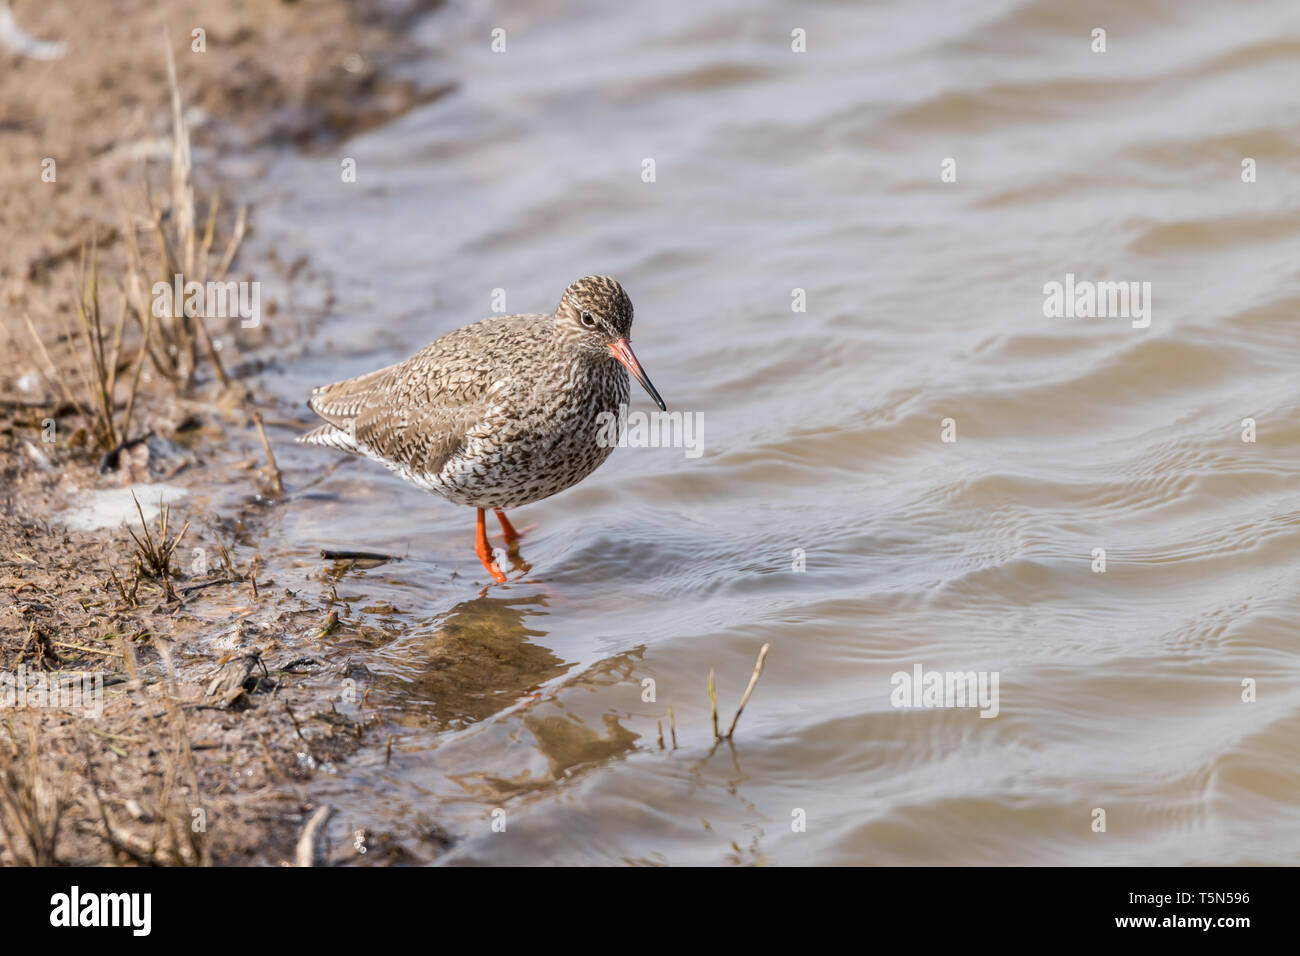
557 275 666 411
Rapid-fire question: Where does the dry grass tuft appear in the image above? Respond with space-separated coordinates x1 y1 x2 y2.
0 721 73 866
125 491 190 602
23 235 147 454
22 36 250 456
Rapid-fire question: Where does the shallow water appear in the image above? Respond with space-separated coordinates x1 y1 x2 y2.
240 0 1300 864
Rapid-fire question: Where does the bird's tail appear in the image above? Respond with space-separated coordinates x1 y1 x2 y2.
297 423 363 455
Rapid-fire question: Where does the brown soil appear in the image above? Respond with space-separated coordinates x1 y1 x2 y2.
0 0 445 865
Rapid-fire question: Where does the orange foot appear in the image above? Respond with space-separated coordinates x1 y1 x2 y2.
475 508 507 583
493 508 532 545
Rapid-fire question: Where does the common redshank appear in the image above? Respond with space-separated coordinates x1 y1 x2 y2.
298 275 666 583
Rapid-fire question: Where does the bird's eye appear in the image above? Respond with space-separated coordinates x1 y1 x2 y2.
581 311 596 328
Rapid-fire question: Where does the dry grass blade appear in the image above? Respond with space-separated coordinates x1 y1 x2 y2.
117 36 246 391
22 312 82 412
251 409 285 496
80 234 121 449
165 31 229 389
724 643 771 739
295 805 335 867
214 203 248 280
708 668 719 742
164 33 194 276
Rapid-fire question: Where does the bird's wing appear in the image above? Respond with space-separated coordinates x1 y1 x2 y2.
301 313 547 474
304 358 485 476
351 396 486 479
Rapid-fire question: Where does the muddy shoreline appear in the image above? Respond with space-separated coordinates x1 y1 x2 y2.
2 0 448 865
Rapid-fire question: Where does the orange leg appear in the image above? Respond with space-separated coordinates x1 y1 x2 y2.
493 508 523 545
475 508 507 583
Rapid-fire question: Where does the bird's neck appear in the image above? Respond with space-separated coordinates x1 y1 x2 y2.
540 324 628 404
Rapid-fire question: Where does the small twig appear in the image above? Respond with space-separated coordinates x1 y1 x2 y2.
708 669 719 743
320 550 396 562
198 194 219 272
22 313 84 415
118 308 150 445
295 804 334 868
724 643 771 740
51 642 122 658
106 563 131 606
284 702 308 745
250 409 284 497
214 204 247 280
190 303 230 389
178 577 240 597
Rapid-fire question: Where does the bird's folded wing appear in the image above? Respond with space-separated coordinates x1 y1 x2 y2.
307 364 395 426
304 320 527 472
351 398 484 479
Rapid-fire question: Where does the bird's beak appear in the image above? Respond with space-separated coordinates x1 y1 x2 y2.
609 337 667 411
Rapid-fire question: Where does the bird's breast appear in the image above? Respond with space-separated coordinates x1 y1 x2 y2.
434 359 630 507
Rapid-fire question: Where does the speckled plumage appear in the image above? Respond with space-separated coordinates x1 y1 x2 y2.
298 276 658 512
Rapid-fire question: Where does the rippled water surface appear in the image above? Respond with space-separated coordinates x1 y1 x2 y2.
244 0 1300 864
